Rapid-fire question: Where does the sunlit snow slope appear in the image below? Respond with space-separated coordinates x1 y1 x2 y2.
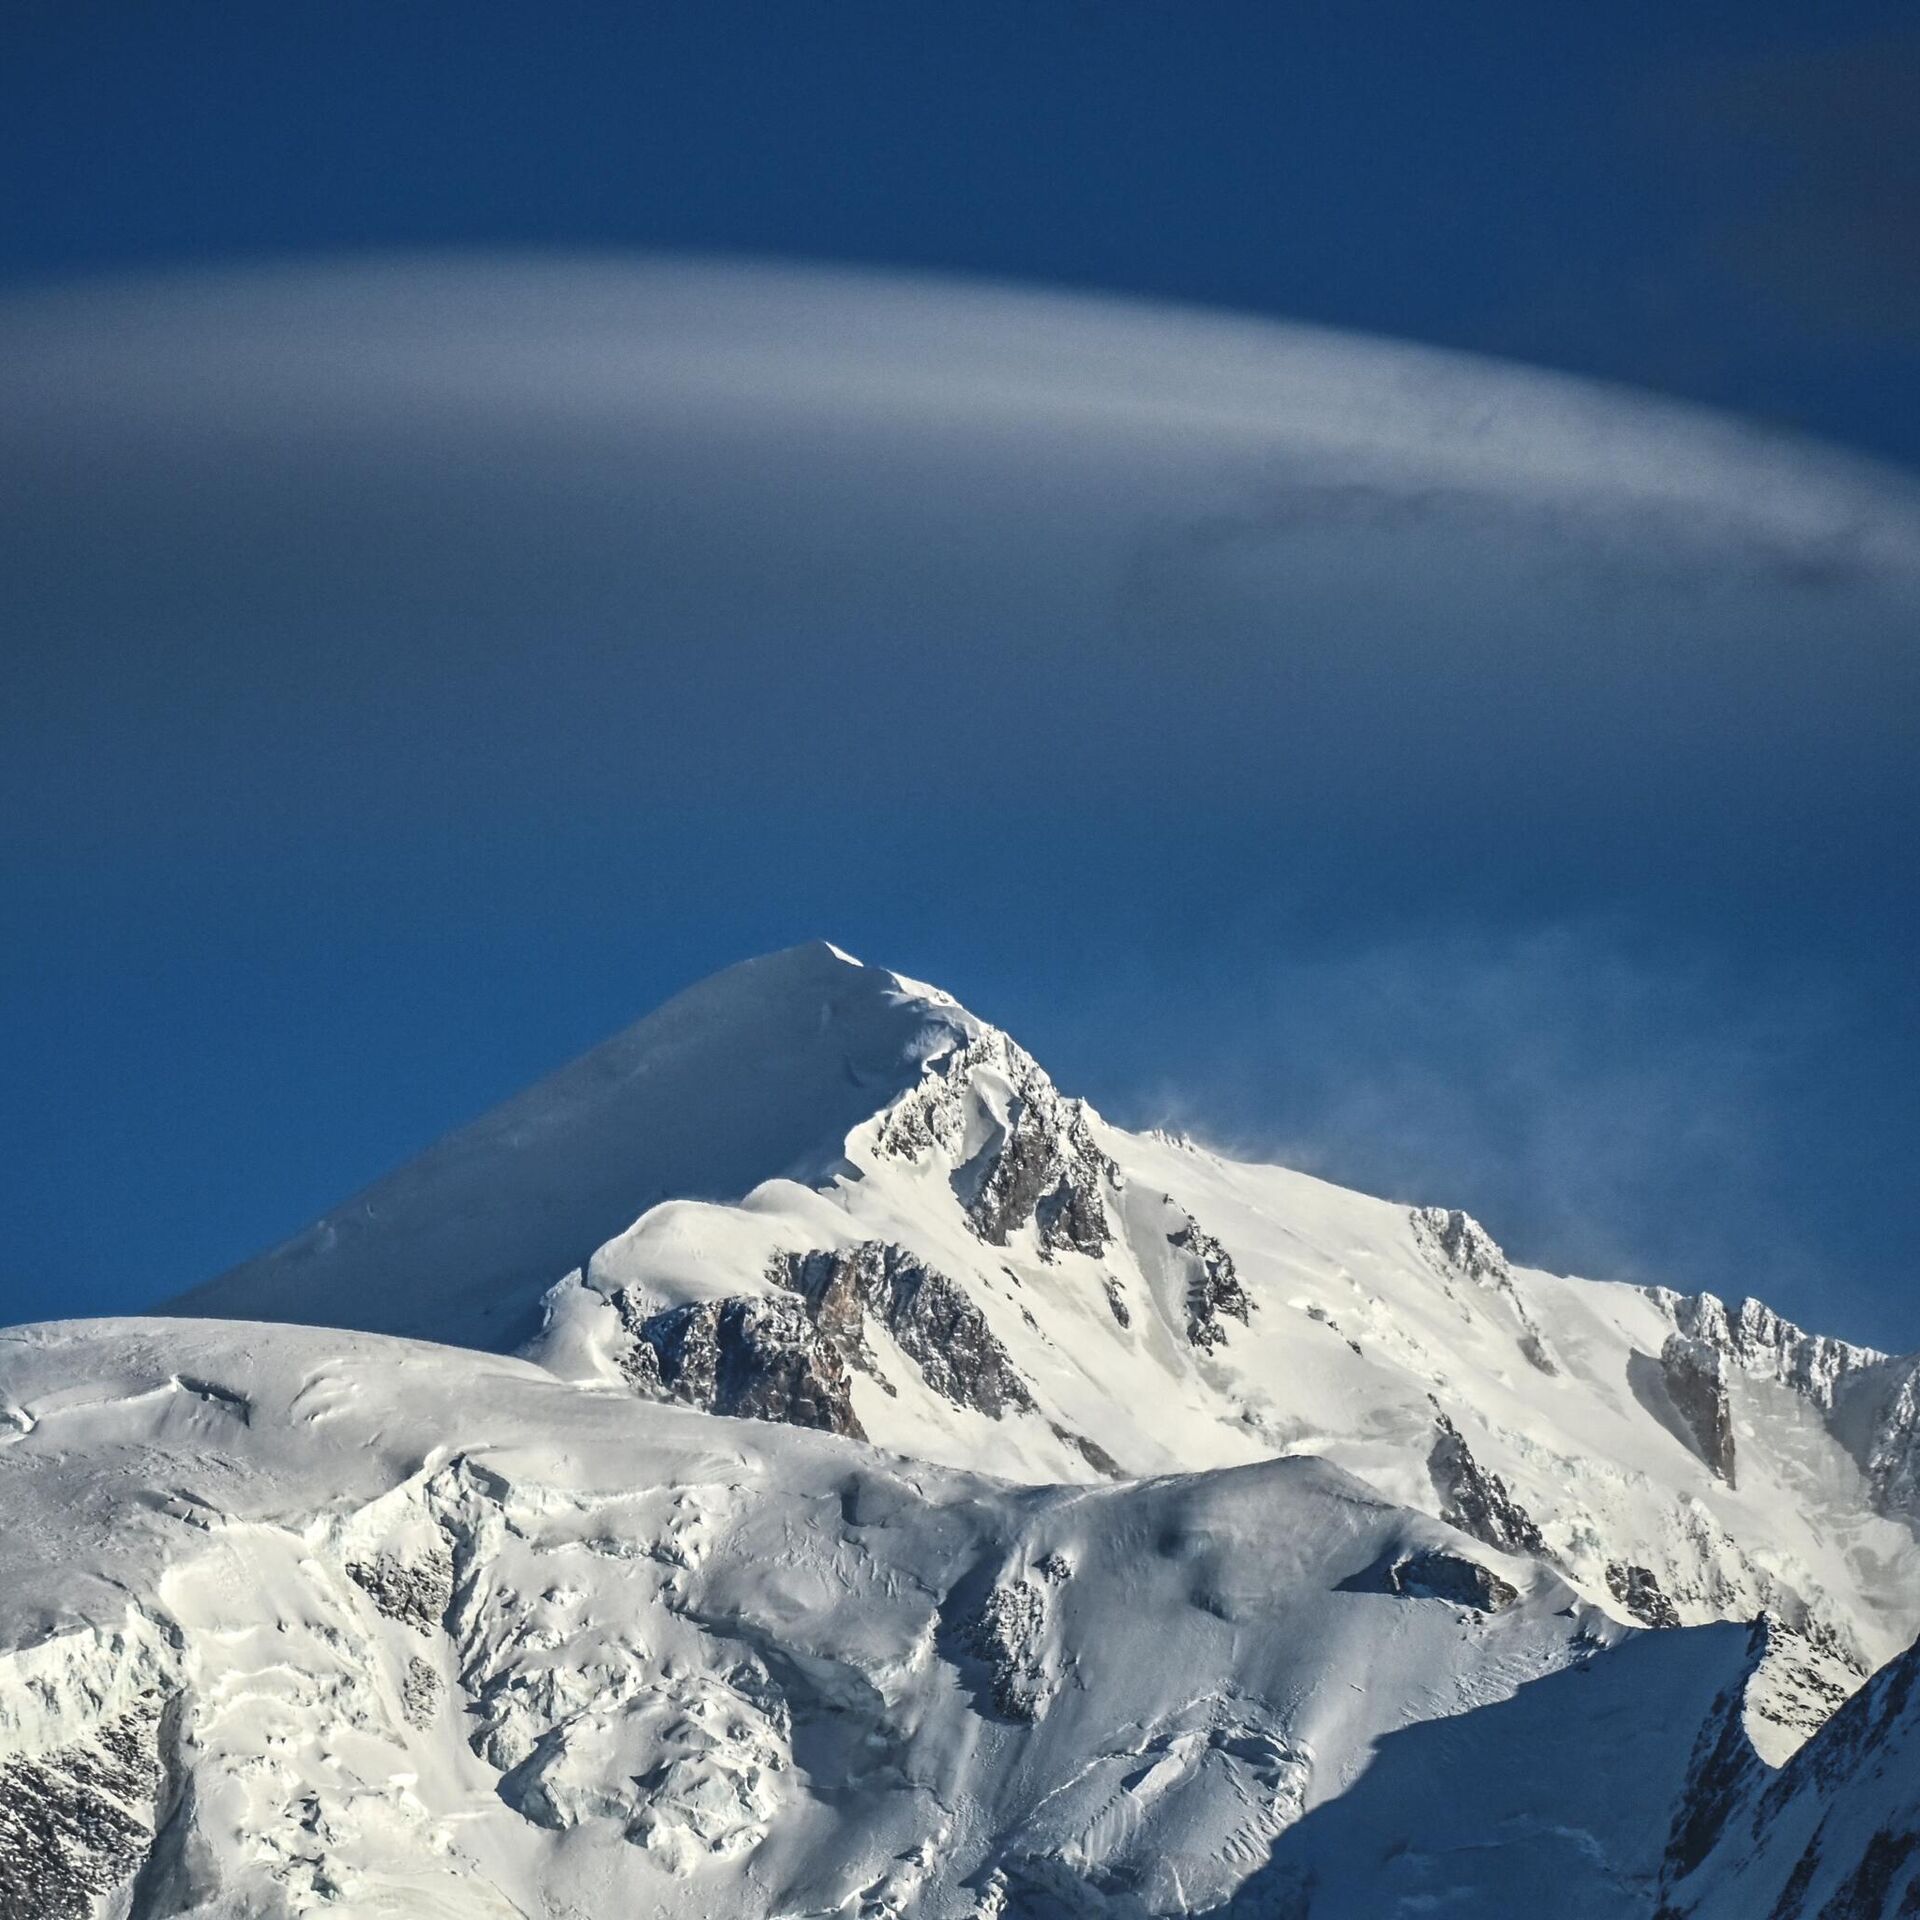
0 1317 1753 1919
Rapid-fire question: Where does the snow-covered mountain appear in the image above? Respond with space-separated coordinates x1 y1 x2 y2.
0 1315 1750 1920
6 941 1918 1916
177 943 1920 1680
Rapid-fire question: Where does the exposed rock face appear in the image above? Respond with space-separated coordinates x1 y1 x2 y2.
1639 1288 1920 1531
1050 1423 1124 1479
1661 1334 1739 1487
1388 1548 1518 1612
1169 1220 1253 1352
1608 1560 1682 1629
1861 1360 1920 1525
1653 1288 1920 1526
1427 1413 1550 1560
768 1242 1036 1419
877 1030 1118 1259
0 1689 166 1920
967 1083 1115 1258
963 1555 1071 1724
618 1292 865 1438
401 1655 442 1727
1412 1206 1559 1374
1667 1290 1881 1410
1411 1207 1511 1290
348 1545 455 1635
1743 1612 1872 1766
616 1241 1037 1437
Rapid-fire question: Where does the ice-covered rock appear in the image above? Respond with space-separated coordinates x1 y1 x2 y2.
1411 1206 1512 1291
1387 1547 1518 1612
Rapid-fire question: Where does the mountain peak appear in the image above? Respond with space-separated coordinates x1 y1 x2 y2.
166 945 976 1347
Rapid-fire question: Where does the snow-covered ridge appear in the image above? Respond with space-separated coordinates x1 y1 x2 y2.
1658 1615 1920 1916
10 1312 1914 1916
168 942 975 1350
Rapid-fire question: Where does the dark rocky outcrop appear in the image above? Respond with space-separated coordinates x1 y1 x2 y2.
348 1545 455 1635
964 1576 1056 1723
1745 1613 1871 1763
965 1086 1116 1259
877 1030 1118 1259
1427 1412 1549 1559
1667 1291 1877 1411
1169 1221 1253 1353
1608 1561 1683 1629
1860 1362 1920 1527
1662 1334 1739 1487
1388 1548 1518 1612
1050 1422 1124 1479
768 1242 1036 1419
401 1655 442 1727
0 1691 166 1920
619 1291 866 1438
1815 1829 1920 1918
616 1240 1038 1438
1653 1290 1920 1526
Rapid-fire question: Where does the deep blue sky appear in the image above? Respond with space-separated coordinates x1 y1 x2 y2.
8 2 1920 463
3 4 1918 1348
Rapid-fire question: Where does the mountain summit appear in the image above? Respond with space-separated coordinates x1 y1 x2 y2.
170 942 971 1347
5 946 1919 1916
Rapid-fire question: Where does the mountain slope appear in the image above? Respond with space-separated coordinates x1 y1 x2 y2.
173 944 1920 1697
1656 1625 1920 1919
0 1316 1748 1920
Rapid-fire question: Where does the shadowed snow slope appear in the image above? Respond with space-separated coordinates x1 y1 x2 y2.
1663 1627 1920 1918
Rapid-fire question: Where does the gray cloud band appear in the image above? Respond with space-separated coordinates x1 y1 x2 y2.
2 254 1915 859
